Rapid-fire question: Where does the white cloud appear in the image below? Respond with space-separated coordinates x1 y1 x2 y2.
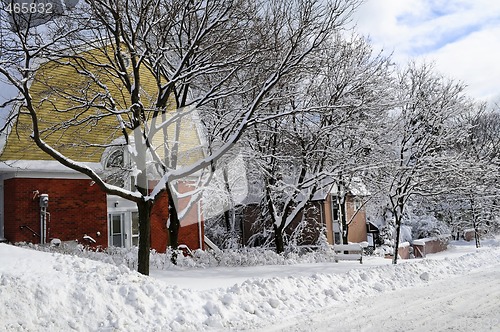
353 0 500 102
429 26 500 101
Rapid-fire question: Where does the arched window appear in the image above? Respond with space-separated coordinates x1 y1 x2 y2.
104 148 127 188
105 149 124 169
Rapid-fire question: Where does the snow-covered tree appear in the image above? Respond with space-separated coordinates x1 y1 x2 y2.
376 62 471 264
245 33 394 253
441 105 500 246
0 0 361 274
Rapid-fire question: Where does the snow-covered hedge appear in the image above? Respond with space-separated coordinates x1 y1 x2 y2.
15 242 340 270
407 214 451 239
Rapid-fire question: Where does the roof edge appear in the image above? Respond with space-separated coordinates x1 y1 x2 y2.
0 159 103 174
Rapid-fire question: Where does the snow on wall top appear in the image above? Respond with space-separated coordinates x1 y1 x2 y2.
0 159 103 174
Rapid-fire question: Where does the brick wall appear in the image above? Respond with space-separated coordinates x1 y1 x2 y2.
151 191 169 252
413 235 450 258
150 185 203 252
178 222 204 250
4 177 203 252
171 180 204 250
4 177 107 247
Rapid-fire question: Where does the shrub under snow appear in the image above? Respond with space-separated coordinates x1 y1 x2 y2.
16 242 340 270
407 214 451 239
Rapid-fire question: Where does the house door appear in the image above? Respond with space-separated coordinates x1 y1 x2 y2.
109 213 125 247
131 211 139 246
331 203 341 245
367 233 374 247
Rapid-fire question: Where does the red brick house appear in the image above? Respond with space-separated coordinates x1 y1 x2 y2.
0 48 204 252
0 160 204 251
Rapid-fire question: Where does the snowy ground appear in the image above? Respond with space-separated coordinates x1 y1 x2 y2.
1 239 499 331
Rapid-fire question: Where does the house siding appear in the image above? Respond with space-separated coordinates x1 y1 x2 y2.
286 202 325 245
239 201 329 247
324 195 334 244
346 198 368 243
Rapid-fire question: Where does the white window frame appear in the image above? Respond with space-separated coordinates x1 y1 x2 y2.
353 198 363 212
130 211 139 247
103 147 134 190
109 212 125 248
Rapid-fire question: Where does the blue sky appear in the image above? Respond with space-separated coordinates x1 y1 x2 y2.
1 0 499 124
353 0 500 103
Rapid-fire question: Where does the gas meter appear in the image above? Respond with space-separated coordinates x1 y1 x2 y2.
39 194 49 208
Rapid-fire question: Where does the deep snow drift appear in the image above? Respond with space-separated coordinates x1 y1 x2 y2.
1 240 499 331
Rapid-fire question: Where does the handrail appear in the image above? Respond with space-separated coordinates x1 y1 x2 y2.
19 225 40 238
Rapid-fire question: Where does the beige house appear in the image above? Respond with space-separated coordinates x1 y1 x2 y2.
315 178 371 246
229 178 372 248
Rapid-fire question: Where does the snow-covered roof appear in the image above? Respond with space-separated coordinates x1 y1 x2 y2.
310 179 336 201
329 177 371 197
0 159 103 174
1 46 204 165
310 176 371 201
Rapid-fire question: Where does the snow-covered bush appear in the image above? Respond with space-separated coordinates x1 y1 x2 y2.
407 214 451 239
371 223 413 257
16 242 340 270
400 225 413 243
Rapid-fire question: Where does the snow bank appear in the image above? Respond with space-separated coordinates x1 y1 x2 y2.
1 242 499 331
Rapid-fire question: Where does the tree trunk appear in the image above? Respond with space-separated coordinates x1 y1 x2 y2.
274 224 285 254
224 209 232 233
392 205 403 265
392 218 401 265
166 185 180 264
222 166 239 248
340 196 348 244
168 208 180 250
472 215 481 249
336 180 348 245
470 196 481 248
137 200 152 275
